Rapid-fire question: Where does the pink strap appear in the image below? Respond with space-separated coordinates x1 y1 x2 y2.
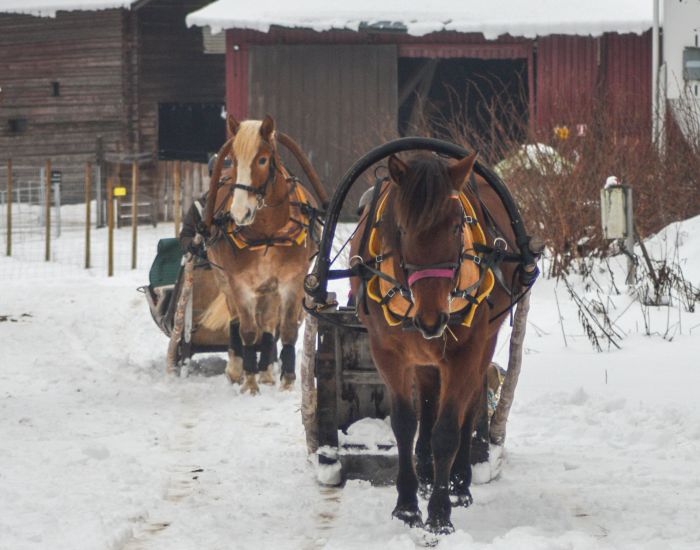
408 268 455 287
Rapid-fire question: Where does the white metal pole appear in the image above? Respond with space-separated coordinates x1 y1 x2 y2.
652 0 660 146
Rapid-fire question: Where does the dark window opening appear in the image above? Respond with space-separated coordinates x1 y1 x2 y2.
398 57 529 163
51 81 60 97
158 102 226 162
8 118 28 134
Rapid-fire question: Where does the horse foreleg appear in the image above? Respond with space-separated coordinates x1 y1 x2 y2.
373 347 422 527
278 287 303 390
226 320 244 384
426 396 461 535
257 331 276 385
237 309 261 395
449 336 496 507
415 366 439 495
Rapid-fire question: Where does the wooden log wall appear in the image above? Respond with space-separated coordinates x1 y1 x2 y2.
0 0 225 211
0 9 129 203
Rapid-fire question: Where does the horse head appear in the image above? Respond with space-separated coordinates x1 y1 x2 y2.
226 114 278 226
388 151 478 339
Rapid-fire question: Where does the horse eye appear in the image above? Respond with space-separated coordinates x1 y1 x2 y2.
258 157 267 165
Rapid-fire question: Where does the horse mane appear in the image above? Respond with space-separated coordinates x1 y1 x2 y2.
392 153 454 234
232 120 265 161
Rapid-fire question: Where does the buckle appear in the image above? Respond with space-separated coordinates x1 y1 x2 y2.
463 215 475 225
494 237 508 251
386 288 396 298
374 254 384 264
472 255 481 265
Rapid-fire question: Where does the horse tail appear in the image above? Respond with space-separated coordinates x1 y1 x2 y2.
198 292 231 332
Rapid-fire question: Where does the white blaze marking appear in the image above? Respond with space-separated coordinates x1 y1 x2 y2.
231 162 257 224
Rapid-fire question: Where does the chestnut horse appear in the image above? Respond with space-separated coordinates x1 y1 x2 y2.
200 115 318 395
349 152 519 535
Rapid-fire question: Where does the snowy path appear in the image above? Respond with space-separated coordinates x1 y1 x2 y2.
2 218 700 549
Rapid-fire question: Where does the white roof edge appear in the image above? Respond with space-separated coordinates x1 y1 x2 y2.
186 1 655 40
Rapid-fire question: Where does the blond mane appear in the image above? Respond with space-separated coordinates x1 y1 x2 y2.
232 120 273 162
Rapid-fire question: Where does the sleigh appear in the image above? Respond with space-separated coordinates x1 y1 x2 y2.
142 237 230 367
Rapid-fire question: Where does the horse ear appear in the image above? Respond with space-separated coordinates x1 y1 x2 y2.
260 114 275 141
226 114 240 138
449 151 478 191
388 154 408 185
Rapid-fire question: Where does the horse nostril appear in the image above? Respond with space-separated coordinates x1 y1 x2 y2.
413 313 449 339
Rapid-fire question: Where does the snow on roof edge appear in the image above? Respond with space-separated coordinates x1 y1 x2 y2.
186 1 655 40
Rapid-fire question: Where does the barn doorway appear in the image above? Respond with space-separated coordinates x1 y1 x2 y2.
398 57 529 162
158 102 226 162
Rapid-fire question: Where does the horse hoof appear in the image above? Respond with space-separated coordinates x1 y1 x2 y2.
450 491 473 508
392 506 423 528
280 373 296 391
240 374 260 395
225 358 243 384
258 369 275 385
425 516 454 536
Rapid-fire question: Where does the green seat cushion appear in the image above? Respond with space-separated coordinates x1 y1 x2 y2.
149 238 182 287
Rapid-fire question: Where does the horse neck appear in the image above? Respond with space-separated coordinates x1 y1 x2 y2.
250 172 290 234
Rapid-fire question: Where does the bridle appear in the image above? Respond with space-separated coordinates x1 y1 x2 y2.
228 152 280 210
399 194 479 301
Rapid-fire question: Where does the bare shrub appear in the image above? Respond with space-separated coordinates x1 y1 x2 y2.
412 85 700 277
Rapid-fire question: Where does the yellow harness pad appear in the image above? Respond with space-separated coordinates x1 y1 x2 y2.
226 182 310 251
365 191 495 327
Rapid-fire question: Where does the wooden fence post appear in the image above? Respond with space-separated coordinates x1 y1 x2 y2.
85 163 91 269
6 159 12 257
44 159 51 262
173 160 181 237
131 160 139 269
107 177 114 277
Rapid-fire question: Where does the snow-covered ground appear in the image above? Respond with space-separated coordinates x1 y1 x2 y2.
1 215 699 550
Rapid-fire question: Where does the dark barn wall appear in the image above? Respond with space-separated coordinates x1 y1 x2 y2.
0 9 129 199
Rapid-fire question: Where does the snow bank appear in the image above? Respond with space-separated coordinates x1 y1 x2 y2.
187 0 654 39
0 0 132 17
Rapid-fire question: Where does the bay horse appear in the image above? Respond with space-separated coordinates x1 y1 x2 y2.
199 115 318 395
349 151 519 535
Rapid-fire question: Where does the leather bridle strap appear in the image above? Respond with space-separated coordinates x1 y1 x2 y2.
407 267 456 287
232 153 278 202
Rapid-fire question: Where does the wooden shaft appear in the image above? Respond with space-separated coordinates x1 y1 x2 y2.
107 177 114 277
166 234 202 373
300 312 319 454
44 159 51 262
490 291 531 446
131 161 138 269
6 159 12 257
173 160 181 236
85 163 91 269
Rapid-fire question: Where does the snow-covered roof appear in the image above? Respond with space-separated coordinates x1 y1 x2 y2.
186 0 655 39
0 0 134 17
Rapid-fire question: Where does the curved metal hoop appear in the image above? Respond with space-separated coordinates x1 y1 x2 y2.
304 137 536 304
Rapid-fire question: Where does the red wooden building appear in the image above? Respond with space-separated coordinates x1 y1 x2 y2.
187 1 654 212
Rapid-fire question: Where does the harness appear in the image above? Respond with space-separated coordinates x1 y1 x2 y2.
226 179 313 251
209 154 317 252
358 187 495 328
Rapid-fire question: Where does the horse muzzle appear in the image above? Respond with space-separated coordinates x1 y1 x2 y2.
413 312 449 339
233 206 256 226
